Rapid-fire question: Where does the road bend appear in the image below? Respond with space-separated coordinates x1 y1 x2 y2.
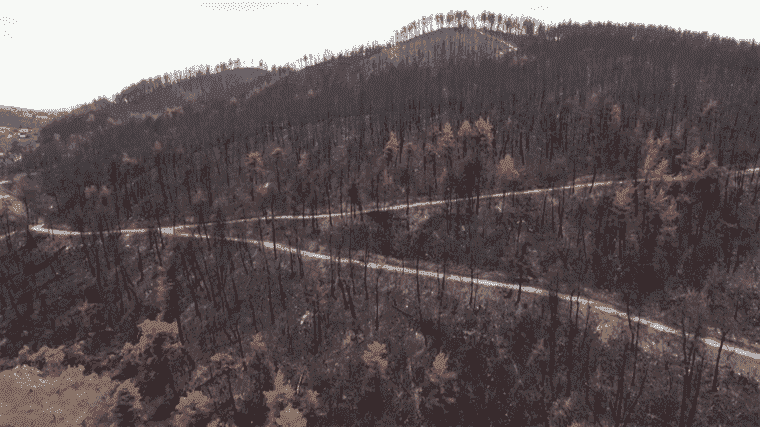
1 166 759 380
25 221 760 382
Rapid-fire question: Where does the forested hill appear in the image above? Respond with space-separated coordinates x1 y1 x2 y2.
28 12 760 197
31 22 521 134
23 12 760 291
4 9 760 425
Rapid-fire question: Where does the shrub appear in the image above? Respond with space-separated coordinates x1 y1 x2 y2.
111 318 195 422
184 336 272 425
263 369 320 427
420 351 458 424
80 378 144 427
171 390 214 427
14 344 67 377
275 403 307 427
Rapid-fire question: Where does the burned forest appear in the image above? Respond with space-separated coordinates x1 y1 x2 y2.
2 9 760 427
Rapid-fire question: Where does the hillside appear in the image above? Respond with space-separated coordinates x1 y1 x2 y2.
0 106 63 129
25 26 521 136
3 9 760 426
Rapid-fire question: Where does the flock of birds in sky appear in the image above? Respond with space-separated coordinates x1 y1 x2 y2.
201 2 319 11
2 16 17 39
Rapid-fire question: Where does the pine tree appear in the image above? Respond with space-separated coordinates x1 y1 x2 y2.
381 132 401 208
496 154 521 207
384 131 399 167
472 116 495 213
245 150 265 199
421 351 458 424
263 369 319 427
456 120 474 159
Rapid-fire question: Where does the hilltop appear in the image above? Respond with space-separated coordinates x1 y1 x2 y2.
17 23 521 133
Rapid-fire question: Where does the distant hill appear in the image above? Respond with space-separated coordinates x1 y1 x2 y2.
112 66 274 107
100 26 519 123
58 65 289 127
0 106 64 129
0 66 279 134
3 24 521 138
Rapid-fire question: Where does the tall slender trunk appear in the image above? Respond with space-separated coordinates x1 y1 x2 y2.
710 328 728 393
270 197 277 260
437 247 448 331
339 172 344 219
416 252 423 327
558 189 565 238
571 161 576 195
258 217 276 325
375 270 381 332
326 174 333 227
363 235 370 302
589 157 598 195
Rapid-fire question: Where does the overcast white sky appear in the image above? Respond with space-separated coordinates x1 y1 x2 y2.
1 0 757 113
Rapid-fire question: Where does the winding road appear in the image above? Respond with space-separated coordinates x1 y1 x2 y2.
4 167 760 381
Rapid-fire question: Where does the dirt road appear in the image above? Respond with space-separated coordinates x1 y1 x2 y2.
5 166 760 382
